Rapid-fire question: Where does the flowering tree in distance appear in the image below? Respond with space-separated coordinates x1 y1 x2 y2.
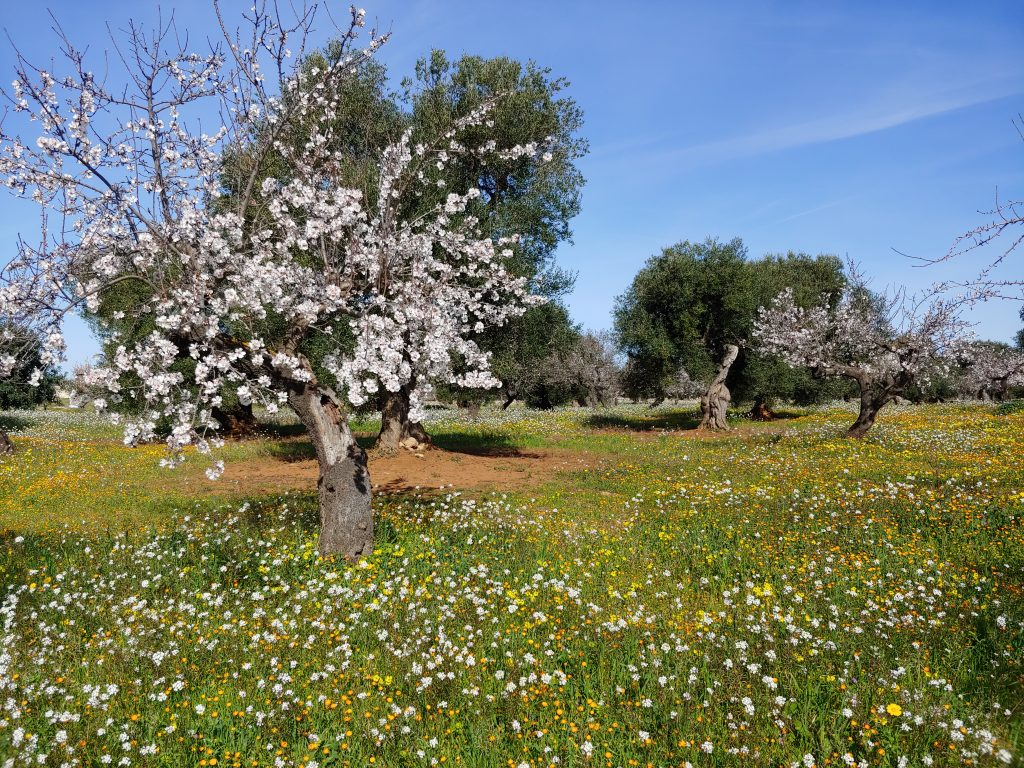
754 271 968 437
0 2 539 558
959 341 1024 401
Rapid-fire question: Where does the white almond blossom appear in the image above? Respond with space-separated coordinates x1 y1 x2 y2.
754 267 969 437
0 2 540 557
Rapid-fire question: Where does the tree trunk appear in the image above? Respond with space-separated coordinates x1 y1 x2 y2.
212 402 259 438
289 384 373 560
376 388 408 453
749 395 775 421
375 385 431 453
699 344 739 430
501 394 516 411
0 431 13 455
846 390 887 438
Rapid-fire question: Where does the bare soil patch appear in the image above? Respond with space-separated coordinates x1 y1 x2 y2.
173 446 601 498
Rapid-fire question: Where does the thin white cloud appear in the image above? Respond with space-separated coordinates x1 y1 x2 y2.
643 78 1023 171
773 196 855 225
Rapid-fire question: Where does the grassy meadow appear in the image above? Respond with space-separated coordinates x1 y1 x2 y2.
0 402 1021 767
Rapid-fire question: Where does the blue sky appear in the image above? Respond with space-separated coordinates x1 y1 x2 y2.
1 0 1021 368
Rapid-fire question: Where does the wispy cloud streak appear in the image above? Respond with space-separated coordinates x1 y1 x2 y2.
615 79 1023 172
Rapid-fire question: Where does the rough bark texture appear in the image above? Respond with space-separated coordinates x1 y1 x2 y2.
749 395 776 421
289 385 373 560
842 368 912 438
847 390 887 438
375 386 431 453
0 431 13 455
699 344 739 430
212 402 259 438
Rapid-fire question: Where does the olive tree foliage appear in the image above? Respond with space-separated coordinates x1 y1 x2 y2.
613 238 752 417
613 239 845 426
480 301 579 410
0 3 543 558
754 270 969 437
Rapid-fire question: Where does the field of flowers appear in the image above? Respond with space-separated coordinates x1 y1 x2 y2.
0 403 1021 767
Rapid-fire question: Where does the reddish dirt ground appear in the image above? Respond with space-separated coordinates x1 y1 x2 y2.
174 446 602 498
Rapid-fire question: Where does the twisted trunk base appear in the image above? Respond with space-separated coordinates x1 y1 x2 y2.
376 387 431 453
846 391 888 438
212 402 259 438
749 396 776 421
0 431 13 455
699 345 739 431
290 385 373 560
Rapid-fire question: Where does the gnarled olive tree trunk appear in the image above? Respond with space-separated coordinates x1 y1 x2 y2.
375 383 431 452
699 344 739 430
289 384 373 560
211 402 259 438
749 394 776 421
0 431 13 455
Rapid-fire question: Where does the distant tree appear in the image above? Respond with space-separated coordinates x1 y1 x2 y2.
551 330 620 407
754 269 968 437
487 302 580 410
614 240 844 428
730 253 848 416
614 238 752 428
959 341 1024 401
0 325 59 453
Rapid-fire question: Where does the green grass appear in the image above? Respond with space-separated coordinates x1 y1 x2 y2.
0 402 1021 767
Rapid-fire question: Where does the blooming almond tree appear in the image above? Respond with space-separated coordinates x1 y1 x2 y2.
753 271 969 437
0 2 538 559
959 341 1024 401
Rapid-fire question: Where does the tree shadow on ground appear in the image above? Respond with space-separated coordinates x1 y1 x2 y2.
586 407 806 433
262 441 315 462
260 429 524 462
253 422 307 439
424 430 524 456
0 413 38 433
262 436 380 462
740 408 804 422
585 410 701 431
